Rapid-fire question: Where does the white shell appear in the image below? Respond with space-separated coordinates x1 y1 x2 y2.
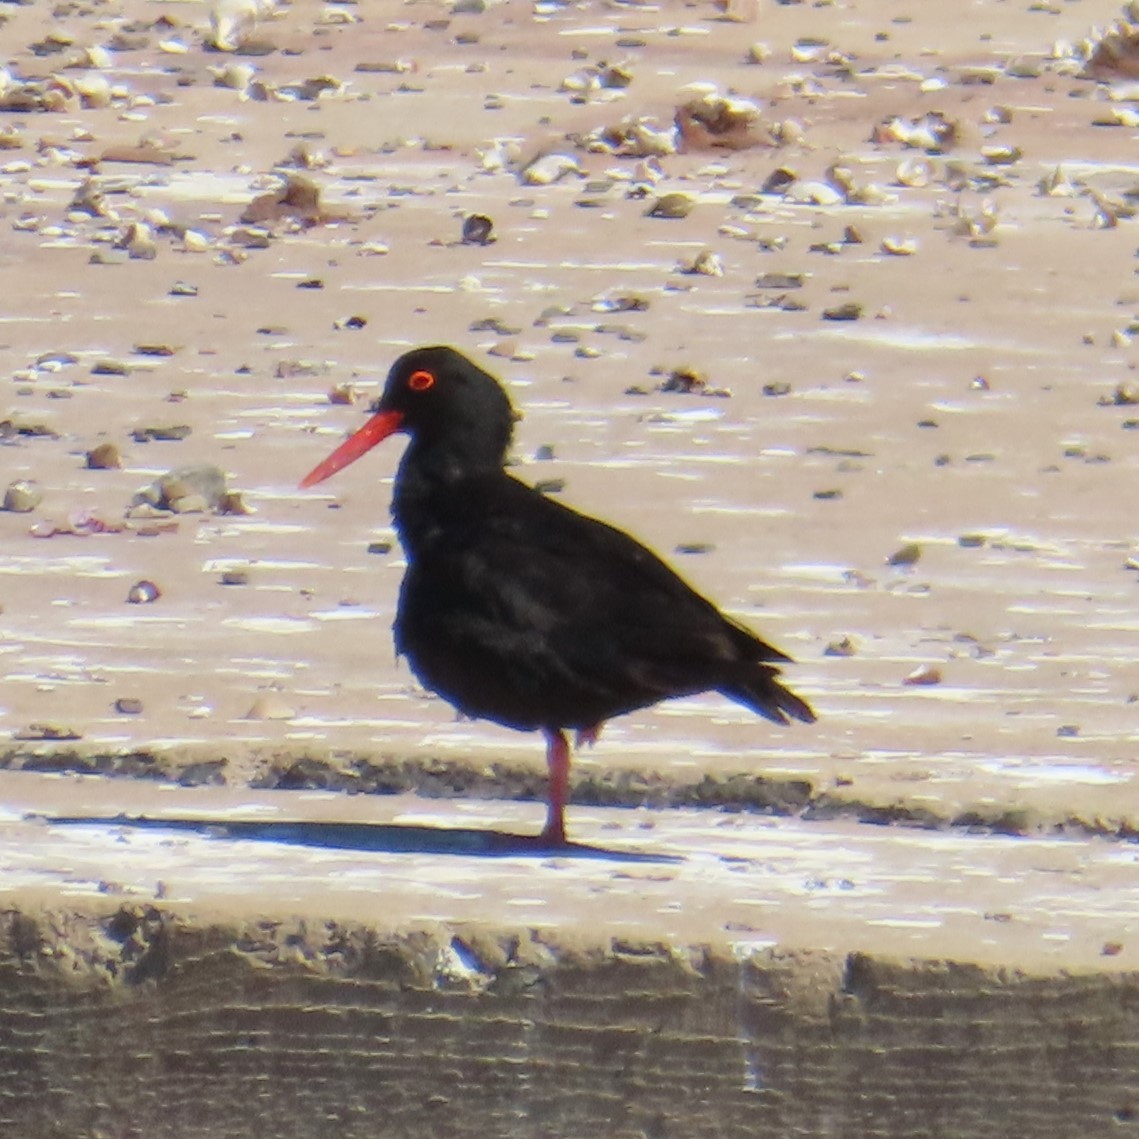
520 153 582 185
783 180 843 206
895 156 934 188
881 236 918 256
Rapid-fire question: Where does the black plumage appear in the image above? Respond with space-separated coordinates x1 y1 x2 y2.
301 346 815 844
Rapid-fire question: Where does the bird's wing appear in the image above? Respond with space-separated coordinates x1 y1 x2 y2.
428 477 790 696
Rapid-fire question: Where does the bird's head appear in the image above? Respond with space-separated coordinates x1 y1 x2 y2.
300 346 518 488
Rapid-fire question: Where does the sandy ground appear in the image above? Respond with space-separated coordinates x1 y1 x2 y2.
1 0 1138 972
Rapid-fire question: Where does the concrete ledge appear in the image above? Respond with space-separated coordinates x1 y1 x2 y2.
1 909 1137 1139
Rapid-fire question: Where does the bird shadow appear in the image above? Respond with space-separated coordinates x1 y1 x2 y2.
41 815 681 863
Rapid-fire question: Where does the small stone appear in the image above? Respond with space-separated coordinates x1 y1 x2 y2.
822 303 862 321
887 542 922 567
276 359 332 379
881 236 917 256
367 540 393 555
1100 383 1139 407
131 425 192 443
86 443 122 470
220 569 249 585
678 249 724 276
520 154 581 186
763 381 792 397
958 533 986 548
755 273 805 290
91 359 130 377
127 580 161 604
592 293 649 314
675 542 714 555
134 465 228 512
903 665 942 686
824 636 857 657
461 214 495 245
244 692 295 721
115 697 144 715
328 383 358 405
471 317 522 335
647 193 694 219
218 490 254 516
169 281 199 298
14 723 82 742
660 366 706 394
3 480 43 513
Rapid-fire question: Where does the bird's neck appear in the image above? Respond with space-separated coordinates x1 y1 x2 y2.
391 437 506 555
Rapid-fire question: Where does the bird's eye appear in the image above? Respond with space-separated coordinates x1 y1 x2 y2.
408 370 436 392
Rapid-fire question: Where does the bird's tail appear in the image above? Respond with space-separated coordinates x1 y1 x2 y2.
719 664 816 726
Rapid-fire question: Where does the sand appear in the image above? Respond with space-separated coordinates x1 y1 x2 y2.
1 0 1139 1133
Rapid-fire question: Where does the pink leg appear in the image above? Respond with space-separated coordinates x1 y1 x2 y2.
540 728 571 845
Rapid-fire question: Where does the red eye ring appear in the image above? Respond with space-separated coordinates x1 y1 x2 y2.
408 369 436 392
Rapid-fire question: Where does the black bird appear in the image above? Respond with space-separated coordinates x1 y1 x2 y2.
300 346 815 845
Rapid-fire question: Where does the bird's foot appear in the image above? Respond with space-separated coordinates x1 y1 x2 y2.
574 723 603 749
537 819 569 848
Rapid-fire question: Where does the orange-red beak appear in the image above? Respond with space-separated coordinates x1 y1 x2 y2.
299 409 404 488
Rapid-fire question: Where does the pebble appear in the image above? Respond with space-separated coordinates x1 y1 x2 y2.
755 272 804 290
660 366 707 394
824 636 857 658
133 465 229 513
127 580 161 604
904 665 942 687
115 697 144 715
678 249 724 276
822 303 863 321
86 442 122 470
881 236 918 256
244 692 296 721
14 723 82 742
328 383 358 405
3 480 42 513
131 425 192 443
91 359 131 376
461 214 495 245
1100 383 1139 406
887 542 922 567
520 154 581 186
784 181 844 207
647 193 694 219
